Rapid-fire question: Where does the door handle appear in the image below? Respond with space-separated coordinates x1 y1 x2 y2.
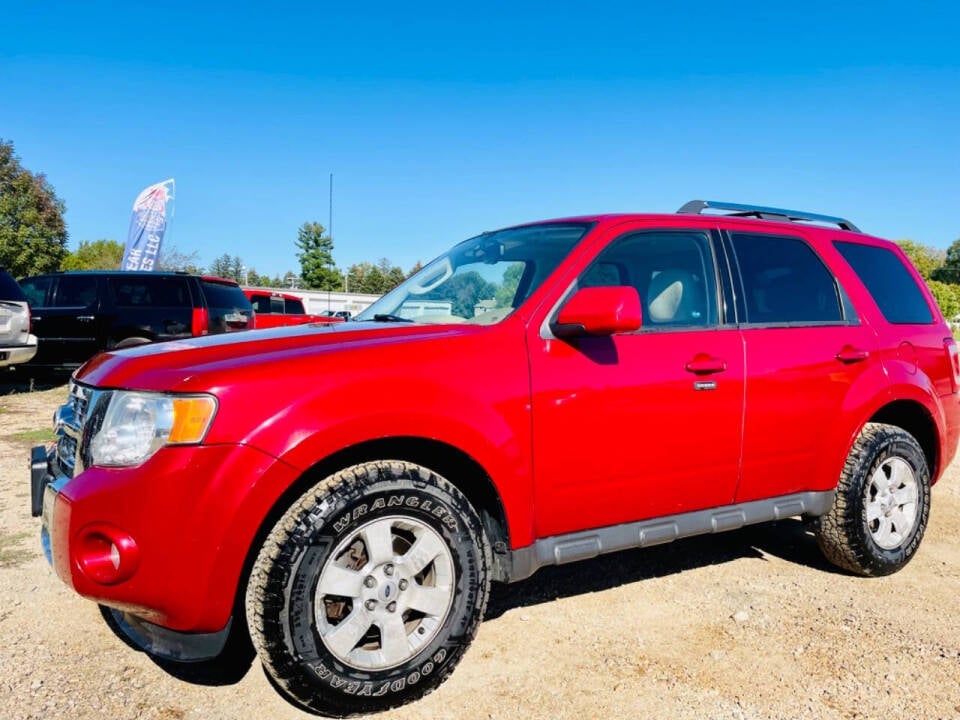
836 346 869 363
77 315 95 322
685 354 727 375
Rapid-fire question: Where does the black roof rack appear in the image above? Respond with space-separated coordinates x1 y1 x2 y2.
677 200 860 233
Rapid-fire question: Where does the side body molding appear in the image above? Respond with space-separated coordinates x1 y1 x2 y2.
505 490 835 582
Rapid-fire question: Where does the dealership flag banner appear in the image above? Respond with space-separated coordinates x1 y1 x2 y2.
120 178 175 271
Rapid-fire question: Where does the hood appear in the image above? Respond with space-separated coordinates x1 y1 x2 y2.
75 321 479 392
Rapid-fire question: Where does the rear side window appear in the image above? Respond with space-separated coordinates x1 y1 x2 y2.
730 233 842 324
834 241 934 324
108 276 191 307
284 297 305 314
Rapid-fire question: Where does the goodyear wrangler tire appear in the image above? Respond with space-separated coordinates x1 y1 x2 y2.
245 461 491 717
816 422 931 577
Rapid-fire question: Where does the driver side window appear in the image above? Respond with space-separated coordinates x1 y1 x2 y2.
580 231 718 329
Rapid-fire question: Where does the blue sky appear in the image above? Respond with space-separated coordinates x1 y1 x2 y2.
2 1 959 279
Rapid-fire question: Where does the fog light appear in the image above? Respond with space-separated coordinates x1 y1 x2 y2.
75 525 139 585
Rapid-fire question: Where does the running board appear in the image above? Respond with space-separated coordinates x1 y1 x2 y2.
504 491 835 583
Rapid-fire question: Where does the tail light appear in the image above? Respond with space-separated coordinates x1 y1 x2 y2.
191 308 209 336
945 338 960 393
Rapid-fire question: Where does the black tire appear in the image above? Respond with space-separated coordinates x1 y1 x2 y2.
245 461 491 717
816 422 931 576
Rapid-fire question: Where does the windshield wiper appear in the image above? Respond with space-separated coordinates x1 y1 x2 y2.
368 313 414 323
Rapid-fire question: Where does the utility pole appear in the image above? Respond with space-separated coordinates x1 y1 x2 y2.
329 172 334 310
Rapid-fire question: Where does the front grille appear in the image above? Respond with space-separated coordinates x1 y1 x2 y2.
68 380 91 427
56 434 78 475
53 380 105 478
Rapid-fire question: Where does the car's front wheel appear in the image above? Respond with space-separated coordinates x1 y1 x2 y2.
245 461 490 716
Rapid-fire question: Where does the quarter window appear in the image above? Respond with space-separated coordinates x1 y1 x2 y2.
581 231 718 328
730 233 842 324
834 241 934 324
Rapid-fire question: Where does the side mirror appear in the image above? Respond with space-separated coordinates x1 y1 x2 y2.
551 286 642 338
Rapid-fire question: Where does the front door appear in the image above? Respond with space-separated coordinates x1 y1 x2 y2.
529 225 745 539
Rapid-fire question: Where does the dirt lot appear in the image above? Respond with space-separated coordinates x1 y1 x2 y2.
1 381 958 720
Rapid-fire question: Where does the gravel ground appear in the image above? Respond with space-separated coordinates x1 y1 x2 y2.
1 381 959 720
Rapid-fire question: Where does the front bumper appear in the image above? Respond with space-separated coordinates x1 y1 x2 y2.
32 437 300 646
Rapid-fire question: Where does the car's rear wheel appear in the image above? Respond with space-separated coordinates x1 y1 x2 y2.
245 461 490 716
816 422 931 576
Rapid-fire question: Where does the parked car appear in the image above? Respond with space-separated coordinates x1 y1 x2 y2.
31 201 960 716
17 271 253 369
243 289 341 329
0 268 38 368
320 309 352 320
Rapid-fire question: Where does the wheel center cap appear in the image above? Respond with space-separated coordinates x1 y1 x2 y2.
379 581 398 602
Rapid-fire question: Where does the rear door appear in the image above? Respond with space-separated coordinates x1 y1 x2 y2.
725 227 882 502
106 274 195 343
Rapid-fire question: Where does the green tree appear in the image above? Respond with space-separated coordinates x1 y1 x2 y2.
346 262 386 294
896 240 944 280
932 238 960 284
494 263 524 308
245 268 267 287
926 280 960 320
0 138 68 276
295 221 339 290
62 239 124 270
230 255 245 284
431 271 495 318
209 253 241 280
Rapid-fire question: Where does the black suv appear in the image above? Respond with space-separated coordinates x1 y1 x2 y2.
18 271 254 369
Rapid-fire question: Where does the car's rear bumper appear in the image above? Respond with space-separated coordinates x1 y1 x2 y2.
0 337 38 367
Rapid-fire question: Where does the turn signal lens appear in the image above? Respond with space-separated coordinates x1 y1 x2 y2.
169 396 217 444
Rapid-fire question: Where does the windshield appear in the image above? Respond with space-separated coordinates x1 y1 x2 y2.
356 223 591 325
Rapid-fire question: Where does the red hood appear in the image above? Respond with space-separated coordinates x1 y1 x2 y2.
75 322 478 392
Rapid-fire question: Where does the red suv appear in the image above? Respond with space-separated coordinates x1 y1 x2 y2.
31 201 960 715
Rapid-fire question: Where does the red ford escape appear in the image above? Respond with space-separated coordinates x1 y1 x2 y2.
31 200 959 716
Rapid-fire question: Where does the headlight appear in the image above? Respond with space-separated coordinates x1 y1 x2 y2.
89 391 217 467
